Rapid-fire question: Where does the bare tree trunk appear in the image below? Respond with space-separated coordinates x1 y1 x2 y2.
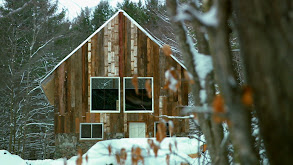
166 1 229 164
167 0 260 164
233 0 293 164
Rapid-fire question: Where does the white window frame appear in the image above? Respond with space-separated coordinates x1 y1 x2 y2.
154 122 170 137
90 77 120 113
80 123 104 140
123 77 154 113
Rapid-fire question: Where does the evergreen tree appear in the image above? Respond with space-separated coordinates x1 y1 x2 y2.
116 0 150 25
92 0 114 30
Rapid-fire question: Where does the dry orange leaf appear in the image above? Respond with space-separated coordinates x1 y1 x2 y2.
213 95 225 113
131 147 144 165
181 163 189 165
156 122 166 143
148 139 154 146
213 114 225 123
162 44 172 56
188 153 201 158
148 138 160 157
132 75 139 95
242 86 253 106
76 149 82 165
164 67 179 92
200 144 208 153
115 153 121 164
145 80 152 98
166 154 170 165
135 147 142 156
121 148 127 160
192 112 197 119
153 144 160 157
184 70 195 84
169 143 172 153
85 154 88 163
170 69 179 80
108 145 112 156
164 81 170 89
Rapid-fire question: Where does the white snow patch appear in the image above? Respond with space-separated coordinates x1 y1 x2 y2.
176 3 218 27
198 6 218 27
0 150 27 165
185 33 213 105
199 89 207 104
27 138 201 165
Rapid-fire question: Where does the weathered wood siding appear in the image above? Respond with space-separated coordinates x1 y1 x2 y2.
51 12 189 140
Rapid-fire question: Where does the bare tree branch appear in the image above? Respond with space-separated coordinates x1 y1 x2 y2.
0 0 33 18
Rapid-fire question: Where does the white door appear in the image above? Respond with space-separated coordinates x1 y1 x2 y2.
129 122 146 138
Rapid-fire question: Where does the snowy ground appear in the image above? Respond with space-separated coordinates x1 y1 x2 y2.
1 137 204 165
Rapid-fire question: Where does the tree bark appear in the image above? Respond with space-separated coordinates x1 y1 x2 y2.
233 0 293 164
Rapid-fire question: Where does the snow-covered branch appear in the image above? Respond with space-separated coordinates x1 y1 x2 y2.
30 35 63 58
0 0 33 18
175 2 219 28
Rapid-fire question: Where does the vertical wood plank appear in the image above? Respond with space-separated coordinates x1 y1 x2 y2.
57 63 66 115
86 112 90 123
97 30 105 76
64 114 70 133
152 42 160 117
69 55 76 133
75 49 83 120
60 115 64 133
124 18 132 76
137 29 147 77
119 12 124 78
66 57 72 133
75 118 80 134
147 38 153 77
54 113 58 133
88 39 92 113
82 43 88 117
91 34 97 76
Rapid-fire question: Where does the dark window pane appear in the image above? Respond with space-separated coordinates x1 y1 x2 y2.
92 124 103 138
81 124 91 138
155 123 170 137
125 78 152 111
91 78 119 111
92 89 118 110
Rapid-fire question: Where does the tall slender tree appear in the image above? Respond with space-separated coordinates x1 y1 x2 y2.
0 0 70 159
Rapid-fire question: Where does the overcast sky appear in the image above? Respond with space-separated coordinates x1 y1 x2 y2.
57 0 141 20
0 0 141 19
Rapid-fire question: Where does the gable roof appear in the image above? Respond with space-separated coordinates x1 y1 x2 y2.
40 10 185 86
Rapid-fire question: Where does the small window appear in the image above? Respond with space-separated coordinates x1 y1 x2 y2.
154 122 170 137
123 77 153 113
80 123 103 140
90 77 120 113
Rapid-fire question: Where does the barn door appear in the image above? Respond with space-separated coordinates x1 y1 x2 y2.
129 122 146 138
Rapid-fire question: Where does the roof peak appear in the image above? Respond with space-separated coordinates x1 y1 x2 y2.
40 10 185 85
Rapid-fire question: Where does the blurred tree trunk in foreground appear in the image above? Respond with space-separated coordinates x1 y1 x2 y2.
167 0 293 164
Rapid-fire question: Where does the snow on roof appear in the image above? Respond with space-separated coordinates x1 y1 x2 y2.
40 10 185 85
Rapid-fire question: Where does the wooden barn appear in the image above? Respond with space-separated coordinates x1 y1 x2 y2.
40 10 189 157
